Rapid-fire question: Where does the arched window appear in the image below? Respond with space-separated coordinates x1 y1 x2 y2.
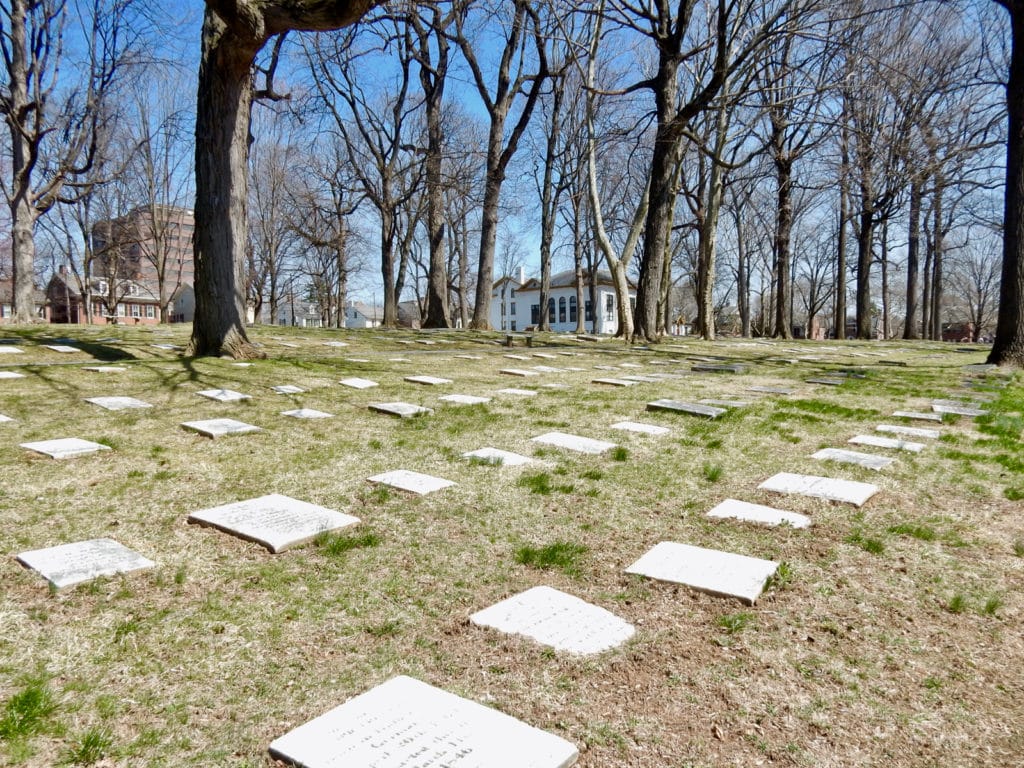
558 296 567 323
569 296 578 323
548 298 556 323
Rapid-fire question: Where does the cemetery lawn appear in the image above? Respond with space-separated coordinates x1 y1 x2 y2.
1 325 1022 767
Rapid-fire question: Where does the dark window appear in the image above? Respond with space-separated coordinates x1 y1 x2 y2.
585 301 592 321
531 304 540 325
569 296 578 323
605 294 614 319
558 296 566 323
548 298 556 323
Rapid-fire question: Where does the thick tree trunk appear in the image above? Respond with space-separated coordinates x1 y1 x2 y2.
922 230 934 339
880 221 890 339
773 155 793 338
855 205 874 339
904 176 921 339
835 122 850 340
929 181 944 340
380 212 398 327
735 207 750 337
421 29 450 329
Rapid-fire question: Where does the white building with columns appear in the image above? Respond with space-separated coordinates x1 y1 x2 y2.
490 268 634 335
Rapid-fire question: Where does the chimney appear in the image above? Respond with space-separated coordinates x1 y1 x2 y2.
517 265 526 285
59 265 67 277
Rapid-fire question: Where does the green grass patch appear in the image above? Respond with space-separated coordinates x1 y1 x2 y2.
785 399 879 420
610 446 629 461
946 593 968 614
716 612 754 634
887 523 937 542
63 726 113 765
702 463 723 482
514 541 588 578
517 472 573 495
847 530 885 555
316 530 381 557
0 675 58 742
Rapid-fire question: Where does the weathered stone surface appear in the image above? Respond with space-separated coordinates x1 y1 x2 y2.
692 363 745 373
84 396 152 411
746 386 794 395
0 414 12 423
759 472 878 506
706 498 810 529
876 424 940 439
196 388 250 402
0 346 24 354
83 366 127 373
44 345 79 353
181 418 261 437
463 447 534 466
592 378 638 387
531 432 616 454
699 399 749 408
932 401 986 417
439 394 491 405
611 421 670 436
500 368 540 377
271 385 304 394
188 493 359 553
368 469 455 495
646 399 725 419
0 371 26 379
812 448 894 471
532 365 566 373
21 438 111 459
323 341 349 347
849 434 924 452
470 586 635 655
496 388 537 397
806 377 845 386
17 538 154 589
626 541 779 605
368 402 433 418
893 410 943 422
339 377 379 389
504 353 531 360
269 675 579 768
405 375 453 386
281 408 334 419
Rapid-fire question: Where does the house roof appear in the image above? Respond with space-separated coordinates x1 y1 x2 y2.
517 269 633 292
348 301 382 321
0 279 46 304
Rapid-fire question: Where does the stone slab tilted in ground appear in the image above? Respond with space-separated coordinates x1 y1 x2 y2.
706 498 810 529
611 421 670 436
470 586 635 655
269 675 579 768
455 354 482 360
16 538 155 589
181 418 261 437
533 365 566 373
531 432 616 454
0 346 23 354
21 438 111 459
625 541 778 605
0 371 25 379
692 363 745 374
505 353 531 360
271 385 304 394
405 375 453 385
83 366 127 373
812 447 894 471
747 385 794 395
849 434 924 452
338 377 378 389
592 378 638 387
368 401 432 418
44 345 79 353
759 472 878 506
533 353 558 359
500 368 540 377
646 399 726 419
893 410 943 422
440 394 491 405
85 396 152 411
282 408 334 419
806 377 846 386
463 447 534 466
188 493 359 553
196 388 250 402
932 401 987 417
496 388 537 397
0 414 12 423
876 424 940 439
368 469 455 495
620 375 661 383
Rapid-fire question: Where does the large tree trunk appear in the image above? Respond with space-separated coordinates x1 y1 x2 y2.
380 212 398 327
903 175 921 338
855 204 874 339
835 119 850 340
880 220 890 339
929 179 944 340
735 206 750 338
773 155 793 338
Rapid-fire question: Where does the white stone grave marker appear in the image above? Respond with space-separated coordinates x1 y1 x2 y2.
619 362 643 369
849 434 924 453
282 408 334 419
339 377 378 389
501 368 540 377
0 414 12 423
611 421 670 436
505 353 531 360
85 396 152 411
470 586 635 655
532 365 565 373
83 366 127 373
440 394 491 405
21 438 111 459
368 469 455 495
0 346 24 354
268 675 579 768
806 377 845 386
533 353 557 359
455 354 482 360
17 538 154 589
592 378 638 387
812 448 894 471
876 424 940 439
759 471 878 506
531 432 616 454
0 371 25 379
323 341 349 347
625 541 778 605
932 402 986 417
497 388 537 397
197 388 250 402
893 410 943 422
181 418 261 437
368 402 432 418
462 447 534 466
405 375 453 386
747 385 794 395
707 498 810 529
271 385 304 394
646 399 725 419
188 494 359 553
44 345 79 353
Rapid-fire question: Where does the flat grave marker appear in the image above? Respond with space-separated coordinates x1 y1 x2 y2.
759 471 878 506
44 345 79 353
532 365 565 373
323 341 349 347
646 399 726 419
282 408 334 419
368 469 455 495
626 541 778 605
849 434 924 453
496 388 537 397
462 447 534 466
196 388 250 402
439 394 491 405
16 538 155 590
592 378 638 387
85 396 153 411
500 368 540 377
0 414 13 423
338 377 378 389
611 421 670 436
893 410 943 423
806 377 846 386
619 362 643 369
747 385 794 395
268 675 579 768
812 447 894 470
21 438 111 459
533 353 558 359
455 354 482 360
181 418 261 438
707 498 810 529
0 346 24 354
188 494 359 553
692 363 745 374
470 586 635 655
83 366 127 373
620 375 661 383
368 401 432 418
531 431 616 455
0 371 26 379
405 375 453 386
271 385 304 394
876 424 940 439
932 401 986 417
345 357 370 363
505 353 531 360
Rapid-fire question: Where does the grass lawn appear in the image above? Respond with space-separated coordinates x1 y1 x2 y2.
0 325 1021 766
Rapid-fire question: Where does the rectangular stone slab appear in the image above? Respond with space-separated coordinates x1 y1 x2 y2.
500 368 540 377
271 385 304 394
611 421 670 436
625 541 778 605
893 410 943 422
531 432 616 454
282 408 334 419
706 498 810 529
455 354 482 360
368 402 433 418
368 469 455 494
0 346 23 354
470 586 635 655
646 399 725 419
463 447 534 466
17 538 155 589
849 434 924 452
620 375 661 383
504 353 531 360
85 396 152 411
405 375 453 385
440 394 491 405
812 448 894 470
338 377 378 389
533 353 557 359
44 345 79 353
0 371 25 379
747 385 794 395
21 438 111 459
692 363 745 373
759 472 878 506
268 675 579 768
181 418 261 437
806 377 845 386
0 414 12 423
83 366 127 373
532 365 565 373
496 388 537 396
188 493 359 553
196 388 250 402
876 424 940 439
592 378 638 387
932 402 986 417
323 341 349 347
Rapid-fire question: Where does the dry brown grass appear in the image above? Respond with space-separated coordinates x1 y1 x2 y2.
0 326 1021 767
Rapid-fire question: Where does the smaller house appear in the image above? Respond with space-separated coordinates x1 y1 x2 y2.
0 279 49 323
276 300 323 328
345 300 382 329
47 268 163 325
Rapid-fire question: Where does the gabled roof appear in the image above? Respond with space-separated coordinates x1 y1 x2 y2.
0 279 46 303
518 269 634 292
